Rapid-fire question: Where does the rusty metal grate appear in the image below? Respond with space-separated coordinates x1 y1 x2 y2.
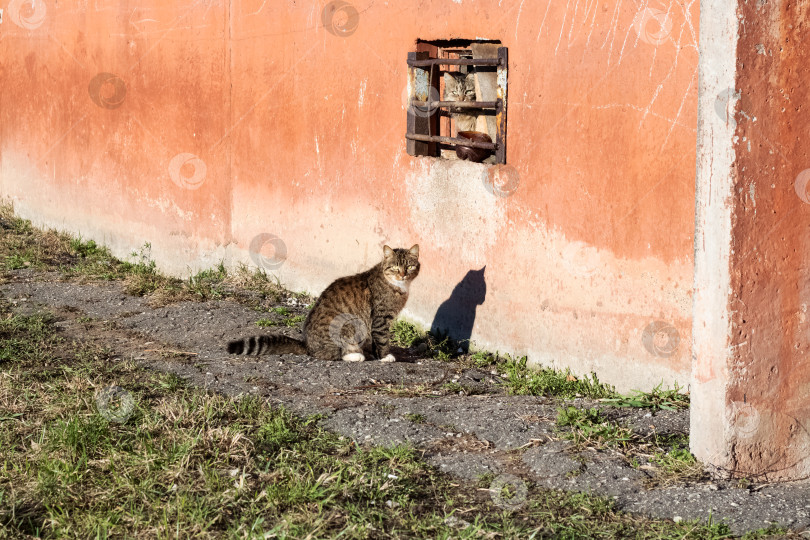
405 46 508 164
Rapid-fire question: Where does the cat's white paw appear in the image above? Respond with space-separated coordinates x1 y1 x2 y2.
342 352 366 362
379 354 397 363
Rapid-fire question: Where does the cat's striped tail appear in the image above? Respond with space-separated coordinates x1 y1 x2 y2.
226 335 307 356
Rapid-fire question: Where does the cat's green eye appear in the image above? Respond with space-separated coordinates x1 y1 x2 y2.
407 265 416 270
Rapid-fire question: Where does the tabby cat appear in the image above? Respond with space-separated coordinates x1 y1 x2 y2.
444 71 479 132
227 244 420 362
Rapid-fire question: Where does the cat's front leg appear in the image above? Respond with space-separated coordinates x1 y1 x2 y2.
371 313 395 362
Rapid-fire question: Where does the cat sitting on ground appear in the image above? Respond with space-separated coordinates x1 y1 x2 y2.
444 71 479 133
227 244 420 362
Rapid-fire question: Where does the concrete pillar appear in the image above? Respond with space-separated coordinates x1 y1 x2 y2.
692 0 810 480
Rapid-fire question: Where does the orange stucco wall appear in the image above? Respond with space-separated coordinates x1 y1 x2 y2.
1 0 698 391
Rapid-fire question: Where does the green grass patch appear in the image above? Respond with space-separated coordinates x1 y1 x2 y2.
390 319 690 408
117 243 181 297
282 315 305 327
0 311 54 364
651 448 698 474
468 349 499 369
645 436 705 486
186 263 228 300
257 314 305 328
646 448 705 487
600 382 690 410
390 320 461 361
500 355 616 399
556 407 636 448
390 319 424 348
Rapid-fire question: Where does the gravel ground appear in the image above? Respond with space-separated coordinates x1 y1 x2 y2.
4 271 810 536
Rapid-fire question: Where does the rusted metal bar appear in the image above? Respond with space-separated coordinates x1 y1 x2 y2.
411 100 498 109
407 58 502 67
405 133 498 150
406 52 438 157
495 46 508 164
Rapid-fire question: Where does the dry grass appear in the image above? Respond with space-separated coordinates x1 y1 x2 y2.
0 203 295 311
0 305 753 539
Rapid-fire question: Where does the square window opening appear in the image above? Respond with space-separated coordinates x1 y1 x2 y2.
406 39 507 164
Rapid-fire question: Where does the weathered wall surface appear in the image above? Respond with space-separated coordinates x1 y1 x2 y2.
1 0 698 392
727 0 810 481
692 0 810 479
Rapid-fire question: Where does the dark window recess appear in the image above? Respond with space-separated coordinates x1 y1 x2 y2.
406 41 507 164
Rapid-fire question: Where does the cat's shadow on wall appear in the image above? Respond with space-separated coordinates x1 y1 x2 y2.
430 266 486 352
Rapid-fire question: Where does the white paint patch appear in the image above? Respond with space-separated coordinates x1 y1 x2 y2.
140 193 195 221
405 159 505 266
497 69 508 94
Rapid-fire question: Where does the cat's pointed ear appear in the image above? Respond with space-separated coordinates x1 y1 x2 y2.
383 245 394 259
409 244 419 257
